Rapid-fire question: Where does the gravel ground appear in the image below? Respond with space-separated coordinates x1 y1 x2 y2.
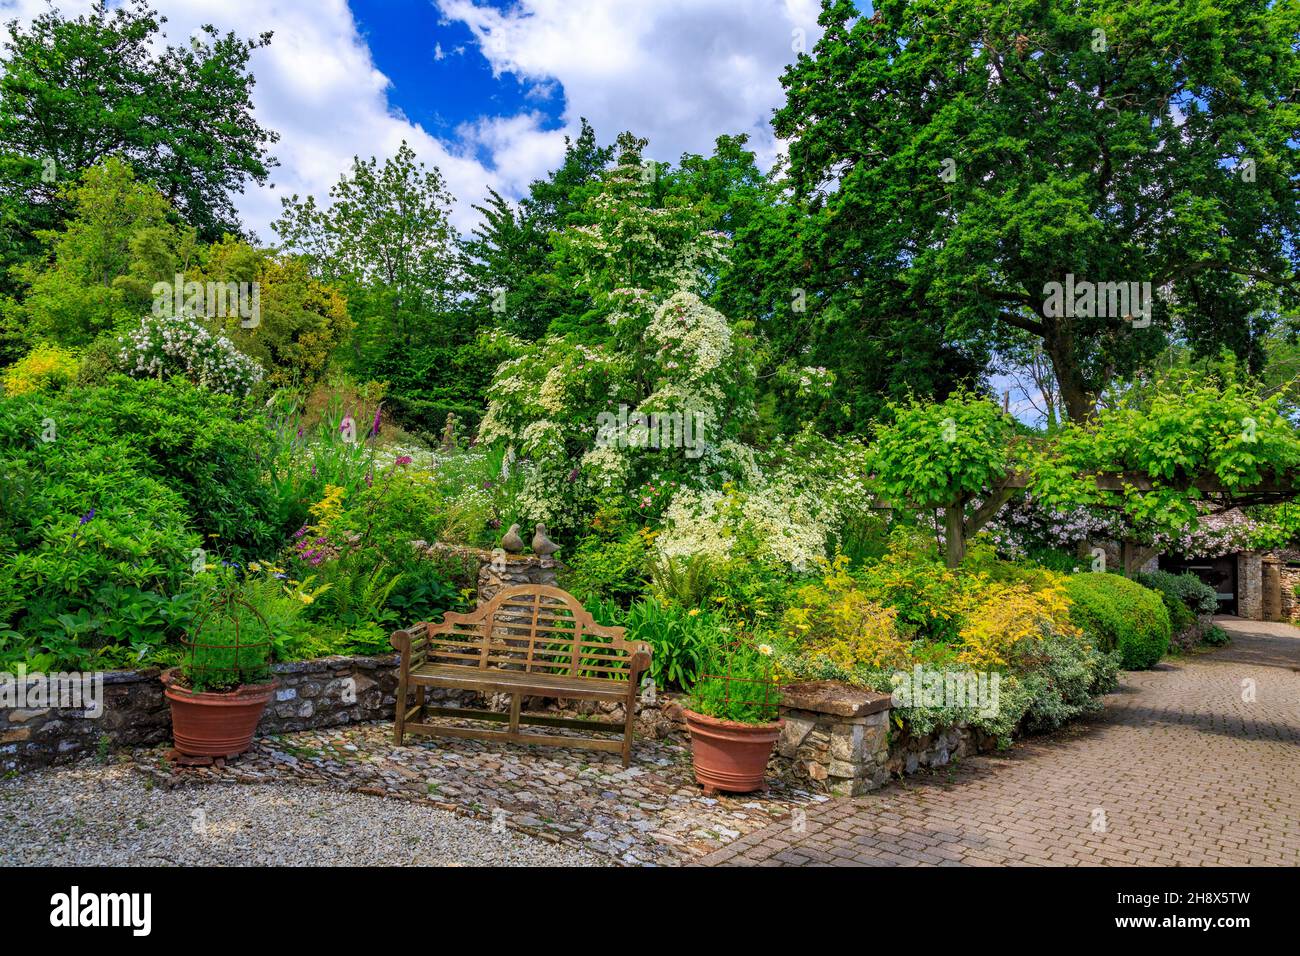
0 762 607 867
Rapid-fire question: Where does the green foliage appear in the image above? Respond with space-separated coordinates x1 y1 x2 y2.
687 641 780 725
0 379 288 668
463 119 614 341
0 0 278 246
274 142 457 370
874 392 1019 565
202 242 353 389
1064 573 1171 669
7 159 193 347
1033 367 1300 548
1135 569 1218 638
562 524 652 607
773 0 1300 420
875 392 1013 509
184 577 303 692
647 552 717 609
603 598 724 692
1017 629 1121 734
1201 624 1231 647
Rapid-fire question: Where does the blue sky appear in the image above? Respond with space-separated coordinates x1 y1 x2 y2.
350 0 565 157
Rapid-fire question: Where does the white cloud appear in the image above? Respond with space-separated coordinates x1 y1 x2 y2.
436 0 824 169
0 0 563 236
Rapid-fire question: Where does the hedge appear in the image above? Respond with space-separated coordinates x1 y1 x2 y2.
1064 572 1171 670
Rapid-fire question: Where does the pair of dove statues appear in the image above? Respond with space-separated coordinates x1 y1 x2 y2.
500 522 559 557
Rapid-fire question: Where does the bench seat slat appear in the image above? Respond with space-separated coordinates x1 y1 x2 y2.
411 663 631 700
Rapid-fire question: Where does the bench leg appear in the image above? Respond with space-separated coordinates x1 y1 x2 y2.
394 669 409 746
416 684 427 720
508 692 521 734
621 698 635 767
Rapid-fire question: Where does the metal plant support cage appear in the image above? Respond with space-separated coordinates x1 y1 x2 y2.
696 637 781 723
179 586 275 692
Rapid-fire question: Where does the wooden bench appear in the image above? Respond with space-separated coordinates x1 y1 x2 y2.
390 584 652 766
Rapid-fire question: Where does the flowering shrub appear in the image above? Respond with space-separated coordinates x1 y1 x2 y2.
956 578 1077 669
1 344 79 395
117 314 263 397
782 557 910 671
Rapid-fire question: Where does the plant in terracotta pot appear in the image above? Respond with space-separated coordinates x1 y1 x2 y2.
161 579 284 761
683 639 782 795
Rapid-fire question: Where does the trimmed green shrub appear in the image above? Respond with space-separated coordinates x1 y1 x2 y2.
1064 572 1171 669
1019 629 1122 732
1135 569 1218 649
1136 569 1218 617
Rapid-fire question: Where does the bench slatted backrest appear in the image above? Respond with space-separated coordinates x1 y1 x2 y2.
419 585 642 683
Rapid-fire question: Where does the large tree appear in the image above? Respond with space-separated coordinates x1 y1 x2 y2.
274 141 459 359
0 0 278 259
774 0 1300 422
3 158 195 350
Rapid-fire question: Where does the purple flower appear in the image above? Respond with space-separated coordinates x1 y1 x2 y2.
371 406 382 437
395 455 413 466
79 508 95 525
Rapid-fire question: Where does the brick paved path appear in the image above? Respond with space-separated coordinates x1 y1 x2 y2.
700 618 1300 866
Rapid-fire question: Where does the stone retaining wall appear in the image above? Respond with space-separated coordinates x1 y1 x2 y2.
0 654 471 773
771 681 999 796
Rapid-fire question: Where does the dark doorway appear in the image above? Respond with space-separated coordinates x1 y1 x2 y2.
1159 554 1238 615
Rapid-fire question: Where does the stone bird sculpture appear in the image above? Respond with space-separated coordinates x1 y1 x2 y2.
532 523 560 557
501 523 525 553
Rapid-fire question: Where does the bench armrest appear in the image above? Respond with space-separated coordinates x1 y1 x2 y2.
628 647 652 679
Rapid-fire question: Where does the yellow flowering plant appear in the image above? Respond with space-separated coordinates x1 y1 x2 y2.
782 555 913 671
956 578 1079 669
1 344 79 395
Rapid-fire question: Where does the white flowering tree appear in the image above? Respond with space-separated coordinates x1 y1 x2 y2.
477 145 759 530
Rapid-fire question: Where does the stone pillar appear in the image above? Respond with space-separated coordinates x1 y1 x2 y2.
1238 551 1263 620
416 542 561 605
477 554 561 604
776 682 892 797
1261 555 1283 622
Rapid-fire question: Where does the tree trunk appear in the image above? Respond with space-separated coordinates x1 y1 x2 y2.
944 504 965 569
1041 318 1095 423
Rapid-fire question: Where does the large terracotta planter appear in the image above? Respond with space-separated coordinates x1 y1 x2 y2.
683 709 783 795
161 668 278 758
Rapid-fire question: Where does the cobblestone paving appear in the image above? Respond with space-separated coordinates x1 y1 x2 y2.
131 718 825 865
699 618 1300 867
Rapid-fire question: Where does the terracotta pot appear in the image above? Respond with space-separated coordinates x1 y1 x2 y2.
683 709 783 795
161 668 278 758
